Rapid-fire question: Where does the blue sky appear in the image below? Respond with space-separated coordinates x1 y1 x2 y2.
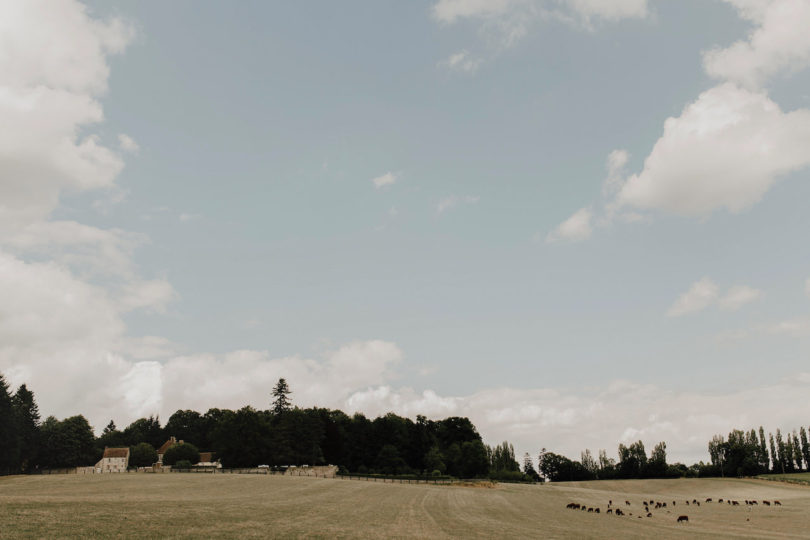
3 0 810 463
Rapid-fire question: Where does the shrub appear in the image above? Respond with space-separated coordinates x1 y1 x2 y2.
129 442 158 468
174 460 192 469
431 469 442 477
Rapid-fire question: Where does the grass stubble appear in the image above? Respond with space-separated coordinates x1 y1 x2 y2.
1 474 809 539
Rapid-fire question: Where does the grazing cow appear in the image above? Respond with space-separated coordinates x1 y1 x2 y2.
706 498 712 502
672 501 676 506
609 500 612 507
595 508 600 514
774 500 782 506
588 508 593 513
763 501 771 506
677 515 689 523
732 501 740 506
646 512 652 518
751 501 758 505
692 499 697 504
686 501 690 506
695 502 700 507
625 500 631 506
615 509 624 516
581 506 587 511
663 502 667 508
607 509 613 515
718 498 724 503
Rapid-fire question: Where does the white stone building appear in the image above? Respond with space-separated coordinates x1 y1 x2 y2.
95 447 130 473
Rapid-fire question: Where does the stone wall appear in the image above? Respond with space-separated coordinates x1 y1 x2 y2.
284 465 338 477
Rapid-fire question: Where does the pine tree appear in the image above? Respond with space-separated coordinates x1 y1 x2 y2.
769 433 778 473
12 384 40 472
0 373 21 473
271 378 292 415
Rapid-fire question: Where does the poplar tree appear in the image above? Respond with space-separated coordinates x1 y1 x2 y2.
758 427 769 471
800 427 810 470
769 433 778 473
776 429 786 474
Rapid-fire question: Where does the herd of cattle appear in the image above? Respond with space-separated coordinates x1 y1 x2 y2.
565 496 782 523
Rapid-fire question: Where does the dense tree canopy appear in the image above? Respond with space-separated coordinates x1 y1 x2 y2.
3 370 810 481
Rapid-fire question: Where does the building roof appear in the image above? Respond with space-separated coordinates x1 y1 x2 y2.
157 436 177 455
198 452 216 463
103 447 130 459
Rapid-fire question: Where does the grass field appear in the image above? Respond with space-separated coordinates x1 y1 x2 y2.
1 474 809 539
758 472 810 486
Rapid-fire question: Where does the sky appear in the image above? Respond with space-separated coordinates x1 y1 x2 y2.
2 0 810 465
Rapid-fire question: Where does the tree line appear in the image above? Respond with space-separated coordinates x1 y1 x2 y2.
7 372 801 481
0 375 530 479
538 425 810 481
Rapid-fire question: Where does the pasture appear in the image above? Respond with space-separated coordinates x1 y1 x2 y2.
1 474 809 538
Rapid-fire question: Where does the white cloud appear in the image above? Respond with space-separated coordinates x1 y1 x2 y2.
118 133 139 153
431 0 648 52
371 172 397 188
703 0 810 89
719 285 762 311
342 373 810 464
668 279 762 316
442 50 483 73
616 84 810 216
546 207 592 243
765 318 810 337
437 194 480 214
667 277 719 317
432 0 647 25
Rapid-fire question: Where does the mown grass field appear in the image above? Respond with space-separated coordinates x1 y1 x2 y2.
1 474 809 539
758 472 810 486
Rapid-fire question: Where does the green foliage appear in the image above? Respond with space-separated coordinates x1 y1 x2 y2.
174 460 193 469
122 416 164 448
0 374 21 473
39 415 96 468
163 443 200 466
130 442 158 468
271 378 292 415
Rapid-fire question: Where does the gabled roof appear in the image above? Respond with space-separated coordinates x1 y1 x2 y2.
103 447 130 459
198 452 216 463
157 437 177 455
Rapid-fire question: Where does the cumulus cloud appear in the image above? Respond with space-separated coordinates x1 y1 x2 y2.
704 0 810 89
343 373 810 464
371 172 397 189
557 2 810 236
546 207 592 243
616 84 810 216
